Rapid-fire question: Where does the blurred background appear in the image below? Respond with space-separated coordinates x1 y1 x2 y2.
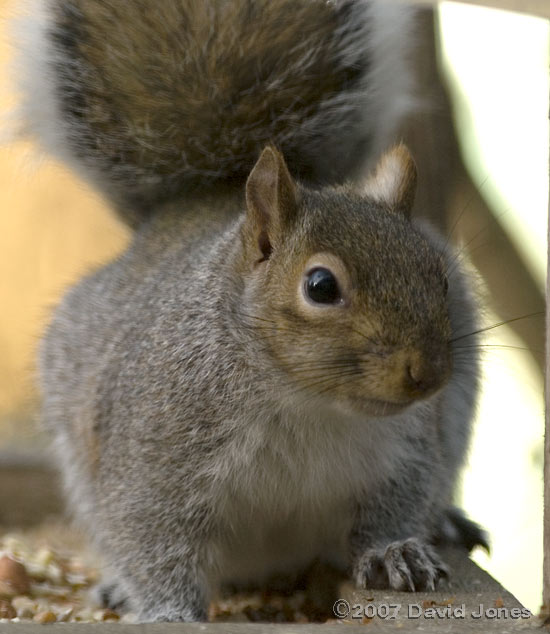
0 0 547 614
437 3 547 612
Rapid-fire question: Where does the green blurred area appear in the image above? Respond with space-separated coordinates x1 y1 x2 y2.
439 2 548 611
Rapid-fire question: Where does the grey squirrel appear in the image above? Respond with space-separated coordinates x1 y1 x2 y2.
16 0 487 623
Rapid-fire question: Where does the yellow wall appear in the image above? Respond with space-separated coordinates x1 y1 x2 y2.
0 0 128 431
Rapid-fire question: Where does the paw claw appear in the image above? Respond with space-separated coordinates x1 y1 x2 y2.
354 538 446 592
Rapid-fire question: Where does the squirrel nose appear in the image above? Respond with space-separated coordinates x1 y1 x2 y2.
404 353 448 397
405 362 434 394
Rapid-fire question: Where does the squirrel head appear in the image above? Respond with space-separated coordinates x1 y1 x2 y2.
239 145 453 417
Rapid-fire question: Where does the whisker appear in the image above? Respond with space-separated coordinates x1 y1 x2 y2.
291 368 364 407
287 353 364 369
450 312 544 344
315 371 364 397
443 174 490 252
348 326 386 355
453 344 533 352
237 312 277 325
444 206 512 275
292 368 362 395
289 362 358 375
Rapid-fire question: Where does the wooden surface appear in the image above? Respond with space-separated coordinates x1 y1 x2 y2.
0 451 63 526
545 71 550 611
340 547 537 631
404 0 550 19
0 624 541 633
0 548 542 631
544 0 550 611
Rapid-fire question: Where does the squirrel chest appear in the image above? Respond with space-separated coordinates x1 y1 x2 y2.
208 398 430 581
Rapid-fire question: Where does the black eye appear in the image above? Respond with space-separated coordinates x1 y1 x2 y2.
305 267 341 305
443 275 449 295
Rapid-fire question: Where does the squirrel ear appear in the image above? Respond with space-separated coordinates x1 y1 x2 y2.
362 144 417 217
245 146 297 263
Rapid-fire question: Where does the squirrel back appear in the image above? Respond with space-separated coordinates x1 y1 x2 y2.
16 0 415 226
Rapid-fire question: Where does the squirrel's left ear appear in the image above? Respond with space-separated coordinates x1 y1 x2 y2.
362 144 417 217
244 146 298 264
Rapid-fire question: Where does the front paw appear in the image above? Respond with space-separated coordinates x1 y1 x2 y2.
354 538 447 592
93 578 131 612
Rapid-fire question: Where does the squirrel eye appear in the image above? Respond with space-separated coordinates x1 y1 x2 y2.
443 275 449 295
305 267 341 305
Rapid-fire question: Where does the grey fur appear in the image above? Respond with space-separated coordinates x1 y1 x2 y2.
17 0 483 623
38 188 481 621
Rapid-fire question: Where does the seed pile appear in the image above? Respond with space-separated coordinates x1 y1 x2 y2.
0 530 337 624
0 533 126 623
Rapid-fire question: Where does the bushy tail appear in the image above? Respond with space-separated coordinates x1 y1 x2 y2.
16 0 414 226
